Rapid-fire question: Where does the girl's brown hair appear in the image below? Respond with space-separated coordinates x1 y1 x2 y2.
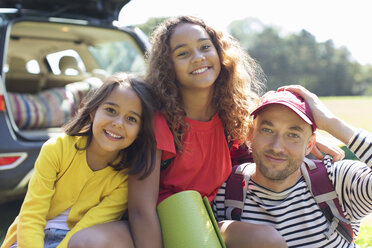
146 15 265 149
63 72 157 179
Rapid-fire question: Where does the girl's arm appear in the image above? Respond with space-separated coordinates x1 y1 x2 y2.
16 138 61 247
219 220 287 248
310 131 346 161
128 149 163 248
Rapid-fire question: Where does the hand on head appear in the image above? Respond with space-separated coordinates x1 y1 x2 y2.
277 85 336 131
277 85 355 159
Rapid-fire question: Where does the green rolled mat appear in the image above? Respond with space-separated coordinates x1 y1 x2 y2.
157 190 226 248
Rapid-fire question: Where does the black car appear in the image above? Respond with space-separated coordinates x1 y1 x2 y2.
0 0 150 203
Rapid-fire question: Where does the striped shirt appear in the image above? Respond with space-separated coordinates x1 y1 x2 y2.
213 129 372 247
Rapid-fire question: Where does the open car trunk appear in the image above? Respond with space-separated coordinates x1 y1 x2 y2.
2 10 148 141
0 0 130 23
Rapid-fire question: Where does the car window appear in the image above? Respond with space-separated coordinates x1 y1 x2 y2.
88 39 146 75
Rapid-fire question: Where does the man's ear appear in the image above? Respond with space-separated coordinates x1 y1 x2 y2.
305 134 316 156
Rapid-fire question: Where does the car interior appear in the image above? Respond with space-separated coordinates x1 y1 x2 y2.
3 20 146 140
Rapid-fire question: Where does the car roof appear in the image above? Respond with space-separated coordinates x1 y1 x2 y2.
0 0 130 22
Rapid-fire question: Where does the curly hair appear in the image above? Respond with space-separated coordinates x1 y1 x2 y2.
63 72 157 179
146 15 265 149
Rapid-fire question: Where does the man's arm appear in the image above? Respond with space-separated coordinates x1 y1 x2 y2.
330 130 372 222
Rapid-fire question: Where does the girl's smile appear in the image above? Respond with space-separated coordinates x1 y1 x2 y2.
190 66 209 75
88 84 142 167
104 129 123 140
170 23 221 91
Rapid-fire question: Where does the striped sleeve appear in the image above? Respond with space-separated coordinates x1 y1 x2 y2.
347 129 372 166
330 129 372 225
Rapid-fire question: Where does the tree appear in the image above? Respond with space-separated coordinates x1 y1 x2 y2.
136 17 168 37
230 18 366 96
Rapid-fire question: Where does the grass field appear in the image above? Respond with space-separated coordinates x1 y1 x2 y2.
320 96 372 132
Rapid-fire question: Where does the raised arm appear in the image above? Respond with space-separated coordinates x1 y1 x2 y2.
128 149 163 248
278 85 357 146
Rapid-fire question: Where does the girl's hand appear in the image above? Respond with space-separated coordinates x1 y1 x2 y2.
310 132 345 161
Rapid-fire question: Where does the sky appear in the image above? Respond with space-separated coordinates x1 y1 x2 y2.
119 0 372 65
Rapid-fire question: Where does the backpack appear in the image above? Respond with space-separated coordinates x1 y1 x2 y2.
223 156 354 243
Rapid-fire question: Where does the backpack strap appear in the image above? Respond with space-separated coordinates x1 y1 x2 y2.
224 163 255 220
301 156 354 243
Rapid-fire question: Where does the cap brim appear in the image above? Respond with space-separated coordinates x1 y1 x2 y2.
251 102 314 126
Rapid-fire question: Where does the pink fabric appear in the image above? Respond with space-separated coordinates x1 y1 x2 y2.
8 81 98 129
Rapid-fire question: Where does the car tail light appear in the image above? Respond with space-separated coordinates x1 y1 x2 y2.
0 153 27 170
0 95 5 111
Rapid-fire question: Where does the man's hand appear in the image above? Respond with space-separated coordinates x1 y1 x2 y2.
278 85 357 146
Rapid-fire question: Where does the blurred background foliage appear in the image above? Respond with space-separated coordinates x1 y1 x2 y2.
136 17 372 96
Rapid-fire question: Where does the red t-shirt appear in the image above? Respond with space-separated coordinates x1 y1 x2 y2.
154 112 232 204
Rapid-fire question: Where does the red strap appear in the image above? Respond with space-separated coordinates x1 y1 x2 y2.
225 165 244 202
306 160 354 242
306 160 334 209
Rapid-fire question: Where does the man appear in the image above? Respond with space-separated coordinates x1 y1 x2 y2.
213 85 372 247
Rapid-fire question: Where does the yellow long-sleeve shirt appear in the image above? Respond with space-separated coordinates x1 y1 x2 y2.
2 134 129 248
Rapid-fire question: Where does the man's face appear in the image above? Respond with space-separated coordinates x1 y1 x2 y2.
251 104 315 188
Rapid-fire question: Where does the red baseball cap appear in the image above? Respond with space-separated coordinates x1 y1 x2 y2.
251 90 317 132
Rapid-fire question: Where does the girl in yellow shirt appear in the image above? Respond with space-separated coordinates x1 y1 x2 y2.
1 72 157 248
